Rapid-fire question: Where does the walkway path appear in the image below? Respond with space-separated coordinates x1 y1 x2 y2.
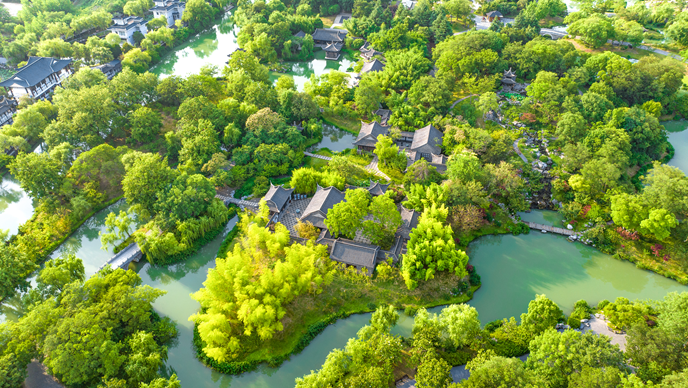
365 155 391 181
215 194 259 208
98 242 142 272
526 222 575 236
304 151 332 161
513 139 528 163
449 94 477 110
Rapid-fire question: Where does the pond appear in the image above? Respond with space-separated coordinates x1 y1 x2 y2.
308 124 356 152
150 12 356 92
663 120 688 175
137 211 686 388
0 173 33 236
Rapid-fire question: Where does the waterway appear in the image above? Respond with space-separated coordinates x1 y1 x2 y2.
138 211 686 388
309 124 356 152
150 12 355 91
0 173 34 236
663 120 688 175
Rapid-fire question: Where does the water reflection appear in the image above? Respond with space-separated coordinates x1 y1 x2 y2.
663 120 688 175
308 124 356 152
0 173 34 236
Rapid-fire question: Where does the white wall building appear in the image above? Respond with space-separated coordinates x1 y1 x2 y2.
108 16 148 45
150 0 186 27
0 57 73 100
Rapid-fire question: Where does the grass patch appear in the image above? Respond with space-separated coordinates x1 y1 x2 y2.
320 15 336 28
304 148 333 170
378 164 405 184
342 149 372 166
322 111 361 135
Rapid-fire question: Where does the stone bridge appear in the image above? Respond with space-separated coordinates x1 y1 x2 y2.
304 151 332 161
99 242 143 272
215 194 259 208
540 28 567 40
526 222 575 236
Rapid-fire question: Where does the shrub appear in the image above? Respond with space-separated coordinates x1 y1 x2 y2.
404 306 418 316
574 300 591 313
252 176 270 197
466 289 474 298
469 271 481 286
439 349 472 366
484 320 504 332
539 155 548 162
366 302 377 310
597 299 610 310
567 315 581 328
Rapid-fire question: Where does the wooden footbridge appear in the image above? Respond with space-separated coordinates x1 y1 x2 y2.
526 222 575 236
98 242 143 272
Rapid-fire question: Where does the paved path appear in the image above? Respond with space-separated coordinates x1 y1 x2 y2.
215 194 259 208
365 155 391 181
513 139 528 163
98 242 142 272
449 94 478 110
304 151 332 161
584 315 627 351
527 222 575 236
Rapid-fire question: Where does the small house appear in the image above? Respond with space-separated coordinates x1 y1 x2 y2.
311 28 347 46
108 16 148 45
150 0 185 27
322 42 344 60
330 239 379 275
0 96 17 127
359 59 385 76
0 57 73 100
367 182 389 197
353 121 390 152
486 11 503 22
263 183 295 219
410 124 443 160
94 59 122 80
300 186 346 229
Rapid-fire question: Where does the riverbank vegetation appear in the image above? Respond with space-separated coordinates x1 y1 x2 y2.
0 256 178 388
297 292 688 387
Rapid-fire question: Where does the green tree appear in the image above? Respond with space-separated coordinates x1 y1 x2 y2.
416 353 452 388
182 0 215 31
476 91 499 117
179 120 221 171
374 135 403 168
155 173 216 224
556 112 587 143
440 304 480 348
567 14 616 49
666 14 688 47
100 211 135 250
121 152 175 217
639 208 678 241
129 107 162 143
603 297 645 331
9 152 64 202
401 205 469 290
125 331 166 386
461 353 544 387
520 294 563 335
122 48 152 73
355 76 384 117
362 194 403 248
444 0 472 21
325 188 371 239
526 329 625 388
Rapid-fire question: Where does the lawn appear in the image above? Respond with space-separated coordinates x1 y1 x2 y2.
322 111 361 135
320 15 336 28
563 39 680 63
304 148 333 170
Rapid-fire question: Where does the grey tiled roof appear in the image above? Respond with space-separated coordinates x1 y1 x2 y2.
487 10 503 17
398 206 420 239
410 124 442 155
323 42 344 52
360 59 385 74
330 239 378 269
301 186 345 228
0 96 16 115
95 59 121 71
353 121 389 147
150 0 185 11
263 183 294 213
367 182 389 196
294 30 306 38
0 57 72 88
312 28 347 42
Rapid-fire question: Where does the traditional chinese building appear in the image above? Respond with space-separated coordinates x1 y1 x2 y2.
94 59 122 80
0 57 73 100
0 96 17 127
108 16 148 45
150 0 186 27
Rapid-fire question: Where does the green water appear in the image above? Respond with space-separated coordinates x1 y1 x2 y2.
0 173 34 236
269 50 356 91
137 212 686 388
151 14 240 77
663 120 688 175
309 124 356 152
517 209 565 227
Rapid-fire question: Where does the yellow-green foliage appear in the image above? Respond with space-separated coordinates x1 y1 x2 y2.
190 209 335 362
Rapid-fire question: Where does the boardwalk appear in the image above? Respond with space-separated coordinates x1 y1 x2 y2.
99 242 142 272
304 151 332 161
526 222 575 236
215 194 259 208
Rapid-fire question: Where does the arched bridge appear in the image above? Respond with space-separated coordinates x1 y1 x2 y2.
540 28 567 40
